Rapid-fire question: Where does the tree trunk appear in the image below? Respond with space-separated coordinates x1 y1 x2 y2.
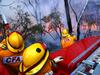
77 22 80 40
64 0 72 34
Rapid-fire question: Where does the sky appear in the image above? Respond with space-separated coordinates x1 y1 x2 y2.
70 0 89 21
0 0 67 27
0 0 98 30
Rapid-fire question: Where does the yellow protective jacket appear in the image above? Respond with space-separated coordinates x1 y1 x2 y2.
36 59 52 75
0 39 23 74
61 35 77 48
19 59 52 75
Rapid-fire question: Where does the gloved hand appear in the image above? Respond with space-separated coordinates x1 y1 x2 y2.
53 56 63 63
0 43 7 49
45 71 53 75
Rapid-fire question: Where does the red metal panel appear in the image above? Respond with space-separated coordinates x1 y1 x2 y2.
50 36 100 74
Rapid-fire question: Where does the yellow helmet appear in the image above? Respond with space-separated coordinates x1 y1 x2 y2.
6 31 24 53
19 43 49 74
62 29 70 37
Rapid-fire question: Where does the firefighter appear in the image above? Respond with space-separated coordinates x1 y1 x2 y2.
19 43 63 75
61 29 77 48
0 31 24 75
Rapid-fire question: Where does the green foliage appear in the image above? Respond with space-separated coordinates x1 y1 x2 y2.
50 11 61 24
29 24 43 34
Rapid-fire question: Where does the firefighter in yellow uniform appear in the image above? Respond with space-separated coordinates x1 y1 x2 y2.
19 43 63 75
0 31 24 75
61 29 77 48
